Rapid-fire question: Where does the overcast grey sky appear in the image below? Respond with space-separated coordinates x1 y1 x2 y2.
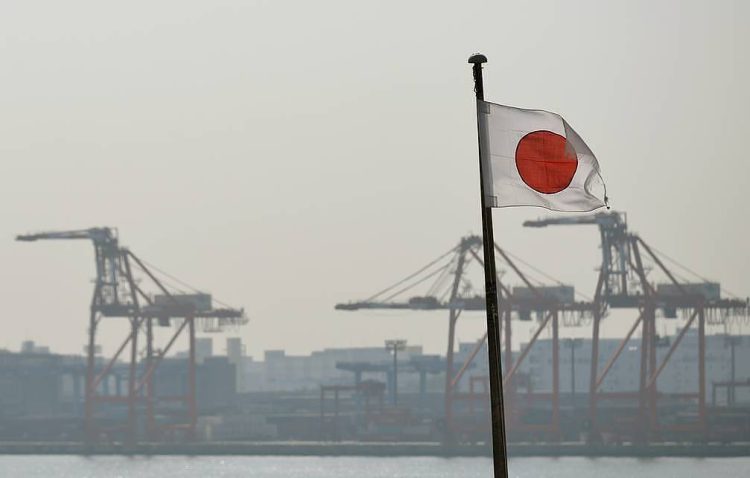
1 0 748 358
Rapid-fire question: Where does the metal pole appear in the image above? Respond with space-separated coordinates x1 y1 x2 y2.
393 346 399 407
386 340 406 407
731 339 736 406
334 388 340 441
571 340 576 399
320 387 325 441
469 53 509 478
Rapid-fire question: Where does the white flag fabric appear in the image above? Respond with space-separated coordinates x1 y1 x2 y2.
478 100 607 212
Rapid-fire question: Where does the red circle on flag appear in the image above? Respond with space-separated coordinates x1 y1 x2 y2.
515 130 578 194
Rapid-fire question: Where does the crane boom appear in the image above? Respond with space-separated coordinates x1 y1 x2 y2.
16 227 117 245
523 211 623 228
16 226 246 323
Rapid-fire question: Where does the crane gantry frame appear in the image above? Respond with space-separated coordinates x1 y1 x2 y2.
16 227 246 444
525 211 747 443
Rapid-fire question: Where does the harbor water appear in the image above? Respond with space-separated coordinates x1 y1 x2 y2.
0 456 747 477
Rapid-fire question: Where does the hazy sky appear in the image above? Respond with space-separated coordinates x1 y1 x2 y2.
1 0 748 359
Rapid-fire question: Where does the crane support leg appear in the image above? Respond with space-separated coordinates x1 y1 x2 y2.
699 307 707 441
127 317 139 446
85 307 99 443
637 304 652 443
444 310 458 442
595 311 644 390
551 311 560 441
450 331 488 390
187 317 197 440
503 311 553 387
146 318 155 440
503 307 513 420
647 307 659 440
135 319 189 393
646 308 700 389
587 270 606 444
443 242 470 444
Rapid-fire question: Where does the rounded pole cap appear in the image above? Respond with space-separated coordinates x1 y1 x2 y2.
468 53 487 64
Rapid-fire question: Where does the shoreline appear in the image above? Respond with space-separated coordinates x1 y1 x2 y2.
1 442 749 458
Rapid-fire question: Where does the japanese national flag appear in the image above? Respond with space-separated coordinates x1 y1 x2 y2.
478 100 607 212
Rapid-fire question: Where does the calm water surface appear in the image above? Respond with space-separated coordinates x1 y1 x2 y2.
0 456 747 478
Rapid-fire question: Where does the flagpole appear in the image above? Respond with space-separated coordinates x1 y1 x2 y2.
468 53 509 478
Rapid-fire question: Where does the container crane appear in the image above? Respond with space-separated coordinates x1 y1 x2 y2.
524 211 748 444
16 227 247 444
335 235 597 443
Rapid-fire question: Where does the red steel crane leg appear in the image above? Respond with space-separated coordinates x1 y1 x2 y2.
551 311 560 441
699 307 707 441
127 317 139 445
84 308 98 443
188 317 197 440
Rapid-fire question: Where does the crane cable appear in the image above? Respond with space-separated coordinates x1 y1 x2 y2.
134 256 239 310
381 260 454 303
646 243 743 300
501 248 594 301
364 245 459 302
426 253 458 297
